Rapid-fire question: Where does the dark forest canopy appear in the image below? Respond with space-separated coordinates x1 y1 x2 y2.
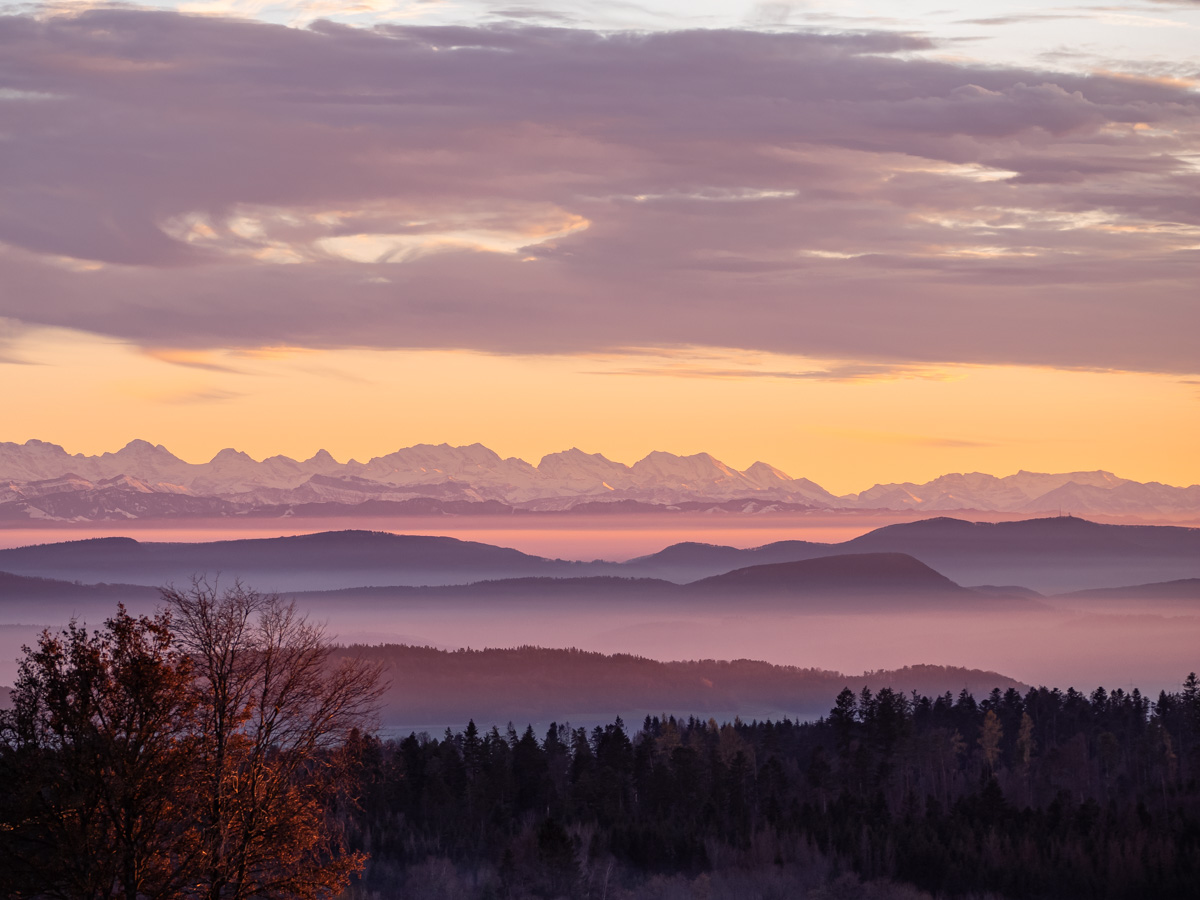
346 673 1200 899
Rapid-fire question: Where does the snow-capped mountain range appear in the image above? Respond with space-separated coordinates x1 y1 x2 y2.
0 439 1196 521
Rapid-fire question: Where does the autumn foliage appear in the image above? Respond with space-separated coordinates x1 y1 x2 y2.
0 582 383 900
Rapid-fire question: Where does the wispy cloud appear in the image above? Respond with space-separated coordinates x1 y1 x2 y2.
0 317 37 365
589 362 957 383
0 353 40 365
160 387 244 404
913 436 998 448
143 348 247 374
821 428 999 449
956 14 1087 26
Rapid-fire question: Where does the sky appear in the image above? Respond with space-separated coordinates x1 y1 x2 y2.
1 0 1197 494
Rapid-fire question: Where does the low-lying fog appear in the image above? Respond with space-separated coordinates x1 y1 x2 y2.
7 595 1189 700
325 602 1200 698
2 514 1195 706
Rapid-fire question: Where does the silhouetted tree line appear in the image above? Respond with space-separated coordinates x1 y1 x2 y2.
343 676 1200 899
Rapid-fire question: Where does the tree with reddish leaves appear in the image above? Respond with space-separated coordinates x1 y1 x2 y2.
0 583 384 900
0 606 197 900
162 580 385 900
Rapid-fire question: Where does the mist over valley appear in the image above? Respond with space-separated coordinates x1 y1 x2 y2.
2 516 1197 724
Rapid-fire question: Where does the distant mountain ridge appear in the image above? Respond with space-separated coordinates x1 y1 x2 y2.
1 439 1197 521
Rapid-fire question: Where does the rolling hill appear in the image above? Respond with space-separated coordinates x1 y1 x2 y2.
0 516 1195 594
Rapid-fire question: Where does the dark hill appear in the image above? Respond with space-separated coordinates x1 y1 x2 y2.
967 584 1045 601
2 516 1195 595
683 552 1025 610
845 515 1200 556
1056 578 1200 602
0 570 159 615
0 530 586 590
335 643 1029 728
286 555 1041 613
622 539 830 580
292 576 684 606
692 552 963 594
840 517 1200 593
620 517 1200 593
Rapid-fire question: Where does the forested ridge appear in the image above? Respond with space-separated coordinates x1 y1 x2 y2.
334 643 1027 726
344 676 1200 899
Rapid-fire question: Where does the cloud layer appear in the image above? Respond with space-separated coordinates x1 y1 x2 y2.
1 8 1198 371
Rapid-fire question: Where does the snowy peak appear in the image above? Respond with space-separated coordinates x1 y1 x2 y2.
0 440 1194 519
305 449 340 467
537 447 620 470
741 461 793 487
98 441 188 485
110 439 182 462
353 443 539 500
0 440 77 482
1004 470 1127 497
209 448 254 464
536 449 631 494
630 451 741 487
843 469 1187 514
364 443 505 477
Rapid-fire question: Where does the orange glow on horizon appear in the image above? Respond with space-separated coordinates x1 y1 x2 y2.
1 326 1197 496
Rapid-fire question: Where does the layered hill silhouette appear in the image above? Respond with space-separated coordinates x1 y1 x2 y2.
1056 578 1200 614
691 552 965 596
0 550 1048 618
832 516 1200 593
1054 578 1200 604
625 516 1200 593
333 644 1030 727
286 552 1040 613
1 516 1196 594
0 571 158 610
0 531 586 592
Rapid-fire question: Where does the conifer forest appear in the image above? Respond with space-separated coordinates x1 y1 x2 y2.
344 677 1200 899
